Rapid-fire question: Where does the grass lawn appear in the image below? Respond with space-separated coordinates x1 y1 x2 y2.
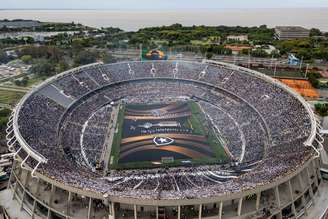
0 90 24 106
26 75 49 87
191 40 209 46
0 73 28 83
207 128 230 162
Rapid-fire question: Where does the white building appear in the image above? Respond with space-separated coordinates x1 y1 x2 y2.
275 26 310 40
227 35 248 41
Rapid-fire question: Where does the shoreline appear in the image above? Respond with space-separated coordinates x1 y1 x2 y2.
0 8 327 31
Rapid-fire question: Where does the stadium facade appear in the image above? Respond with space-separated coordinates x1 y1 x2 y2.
3 60 324 219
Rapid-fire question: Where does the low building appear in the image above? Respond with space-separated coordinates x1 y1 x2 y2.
0 31 78 42
319 70 328 78
254 45 277 55
0 20 41 28
224 45 252 55
288 53 301 66
227 35 248 42
275 26 310 40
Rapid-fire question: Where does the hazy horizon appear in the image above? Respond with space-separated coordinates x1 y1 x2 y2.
1 8 327 31
2 0 328 10
1 7 328 10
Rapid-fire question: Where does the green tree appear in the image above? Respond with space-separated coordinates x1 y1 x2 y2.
30 59 56 76
102 53 117 64
251 49 268 58
0 49 8 63
270 50 281 58
310 28 322 37
206 52 213 59
0 108 11 130
18 45 64 63
55 61 69 73
0 108 11 117
20 55 32 64
241 48 250 55
315 103 328 116
307 72 321 88
14 76 29 87
74 50 98 66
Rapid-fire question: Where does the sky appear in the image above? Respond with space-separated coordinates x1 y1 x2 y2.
1 0 328 10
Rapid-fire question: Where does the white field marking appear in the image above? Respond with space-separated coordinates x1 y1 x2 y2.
80 106 110 170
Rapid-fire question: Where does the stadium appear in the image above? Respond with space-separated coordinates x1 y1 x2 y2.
4 60 324 219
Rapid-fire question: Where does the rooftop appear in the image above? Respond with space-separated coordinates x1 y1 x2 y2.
275 26 310 32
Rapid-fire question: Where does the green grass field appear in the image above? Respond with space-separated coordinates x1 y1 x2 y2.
0 90 24 106
188 101 206 135
108 104 125 168
26 75 49 87
187 101 229 163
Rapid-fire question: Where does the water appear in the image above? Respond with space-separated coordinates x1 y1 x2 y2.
0 8 327 31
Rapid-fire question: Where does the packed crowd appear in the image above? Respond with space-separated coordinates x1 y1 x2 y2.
13 60 315 200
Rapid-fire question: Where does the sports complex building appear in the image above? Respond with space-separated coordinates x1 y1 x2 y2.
2 60 326 219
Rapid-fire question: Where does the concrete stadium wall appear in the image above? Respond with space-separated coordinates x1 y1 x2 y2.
5 157 322 219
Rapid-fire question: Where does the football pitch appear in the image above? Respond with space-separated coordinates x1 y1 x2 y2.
108 101 229 169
